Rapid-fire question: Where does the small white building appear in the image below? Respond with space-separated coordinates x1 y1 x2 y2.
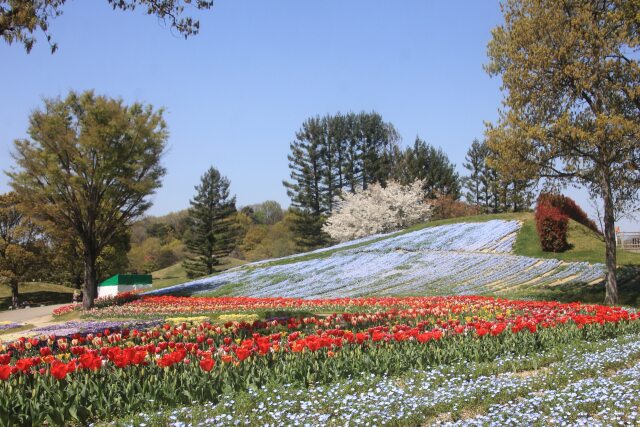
97 274 153 298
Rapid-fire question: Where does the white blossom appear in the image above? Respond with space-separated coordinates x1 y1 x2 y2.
323 180 433 242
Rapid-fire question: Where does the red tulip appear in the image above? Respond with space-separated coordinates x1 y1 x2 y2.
199 358 215 371
0 365 11 380
50 361 68 380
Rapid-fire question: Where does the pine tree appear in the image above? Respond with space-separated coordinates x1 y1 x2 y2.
357 112 399 190
283 117 325 216
396 138 461 199
463 139 489 208
463 139 534 213
183 167 237 278
288 208 330 250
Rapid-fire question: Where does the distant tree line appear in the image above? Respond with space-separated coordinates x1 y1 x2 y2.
284 111 533 248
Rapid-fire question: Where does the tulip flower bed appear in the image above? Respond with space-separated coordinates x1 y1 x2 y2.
0 296 639 426
109 332 640 426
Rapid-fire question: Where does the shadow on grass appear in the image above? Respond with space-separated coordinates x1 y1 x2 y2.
519 265 640 307
0 291 74 311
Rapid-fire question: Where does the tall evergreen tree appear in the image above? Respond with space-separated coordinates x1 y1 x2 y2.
395 138 461 199
288 208 330 250
183 167 237 278
283 117 325 216
356 112 399 189
463 139 490 208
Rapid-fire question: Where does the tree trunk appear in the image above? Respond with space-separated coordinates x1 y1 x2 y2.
10 279 19 308
601 172 618 305
82 250 98 309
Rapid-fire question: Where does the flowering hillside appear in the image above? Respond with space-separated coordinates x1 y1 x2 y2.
148 220 604 299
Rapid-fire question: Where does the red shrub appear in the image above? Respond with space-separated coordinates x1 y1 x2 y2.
535 202 569 252
537 193 600 234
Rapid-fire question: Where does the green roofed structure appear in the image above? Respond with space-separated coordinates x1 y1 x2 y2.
97 274 152 298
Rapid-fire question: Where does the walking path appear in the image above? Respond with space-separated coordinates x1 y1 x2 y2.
0 304 67 323
0 304 68 342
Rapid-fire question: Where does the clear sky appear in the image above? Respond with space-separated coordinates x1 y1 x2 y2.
0 1 636 229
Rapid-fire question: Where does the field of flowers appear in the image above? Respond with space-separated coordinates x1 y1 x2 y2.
1 296 639 425
148 220 604 299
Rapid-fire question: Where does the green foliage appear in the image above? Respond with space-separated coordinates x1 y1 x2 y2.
237 210 299 261
392 137 461 199
183 167 238 278
0 0 214 53
287 208 331 251
0 192 47 307
8 90 167 308
48 231 131 288
128 210 189 273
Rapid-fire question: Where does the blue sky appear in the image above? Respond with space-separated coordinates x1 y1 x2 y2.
0 1 634 228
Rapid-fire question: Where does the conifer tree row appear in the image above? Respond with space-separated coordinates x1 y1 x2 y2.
283 111 400 218
283 112 400 249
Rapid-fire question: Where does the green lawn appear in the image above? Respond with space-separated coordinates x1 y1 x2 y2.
0 282 75 311
512 213 640 265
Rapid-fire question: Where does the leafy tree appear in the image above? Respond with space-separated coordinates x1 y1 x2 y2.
183 167 237 278
393 138 461 199
50 230 130 287
8 90 167 308
1 0 214 53
250 200 284 225
0 192 46 307
485 0 640 304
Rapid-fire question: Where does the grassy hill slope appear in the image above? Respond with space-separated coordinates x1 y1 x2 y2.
151 257 246 290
